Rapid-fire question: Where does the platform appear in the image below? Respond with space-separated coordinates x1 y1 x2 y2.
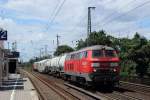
0 77 39 100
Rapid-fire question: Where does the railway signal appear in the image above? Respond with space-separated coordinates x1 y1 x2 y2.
56 34 60 48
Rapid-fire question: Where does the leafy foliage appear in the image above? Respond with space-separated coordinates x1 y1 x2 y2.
54 45 74 56
76 30 112 49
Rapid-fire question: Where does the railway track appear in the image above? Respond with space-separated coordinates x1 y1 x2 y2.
97 91 143 100
34 72 139 100
120 81 150 96
23 70 81 100
64 83 143 100
22 70 150 100
22 70 105 100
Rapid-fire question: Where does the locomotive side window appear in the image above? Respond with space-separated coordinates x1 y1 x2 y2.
74 53 77 59
83 51 87 58
105 50 116 57
79 51 88 58
75 53 80 59
79 52 82 59
76 53 80 59
92 50 103 58
71 54 75 59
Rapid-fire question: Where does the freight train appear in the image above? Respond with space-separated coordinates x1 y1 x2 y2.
33 45 120 87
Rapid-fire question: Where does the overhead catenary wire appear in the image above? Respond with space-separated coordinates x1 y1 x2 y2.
69 0 94 33
32 0 63 58
93 0 137 28
45 0 61 31
46 0 66 31
122 12 150 37
68 0 95 45
90 0 150 41
100 0 150 28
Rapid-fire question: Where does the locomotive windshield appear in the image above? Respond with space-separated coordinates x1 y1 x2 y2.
92 50 103 58
92 50 117 58
105 50 117 57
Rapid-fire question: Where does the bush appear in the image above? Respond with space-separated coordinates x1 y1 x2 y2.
120 60 136 77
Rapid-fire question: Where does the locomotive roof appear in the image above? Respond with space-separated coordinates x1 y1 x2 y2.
70 45 114 54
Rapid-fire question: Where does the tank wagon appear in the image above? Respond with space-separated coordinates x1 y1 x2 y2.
36 59 49 73
45 59 52 72
33 45 120 87
33 62 38 71
49 54 67 77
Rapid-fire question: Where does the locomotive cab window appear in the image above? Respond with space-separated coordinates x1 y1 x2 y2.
105 50 116 57
92 50 103 58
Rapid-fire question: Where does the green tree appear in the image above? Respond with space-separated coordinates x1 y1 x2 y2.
128 41 150 78
120 60 136 77
147 63 150 77
76 30 112 50
86 30 112 46
76 39 86 50
54 45 74 56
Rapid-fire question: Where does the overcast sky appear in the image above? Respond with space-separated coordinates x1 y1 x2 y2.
0 0 150 61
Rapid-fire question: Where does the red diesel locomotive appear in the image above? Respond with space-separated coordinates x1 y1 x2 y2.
64 45 120 87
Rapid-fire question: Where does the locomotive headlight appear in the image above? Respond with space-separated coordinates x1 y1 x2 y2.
113 68 117 72
91 63 100 67
93 68 97 72
110 62 118 67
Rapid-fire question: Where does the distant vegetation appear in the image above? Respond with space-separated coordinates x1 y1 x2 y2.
54 45 74 56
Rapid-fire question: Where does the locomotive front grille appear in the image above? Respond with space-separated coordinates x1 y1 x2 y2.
91 68 118 79
94 67 114 73
90 69 118 82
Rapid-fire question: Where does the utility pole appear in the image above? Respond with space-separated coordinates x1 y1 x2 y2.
87 7 96 46
12 41 17 51
56 34 60 48
39 49 41 59
44 45 48 57
39 48 43 59
7 42 9 50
